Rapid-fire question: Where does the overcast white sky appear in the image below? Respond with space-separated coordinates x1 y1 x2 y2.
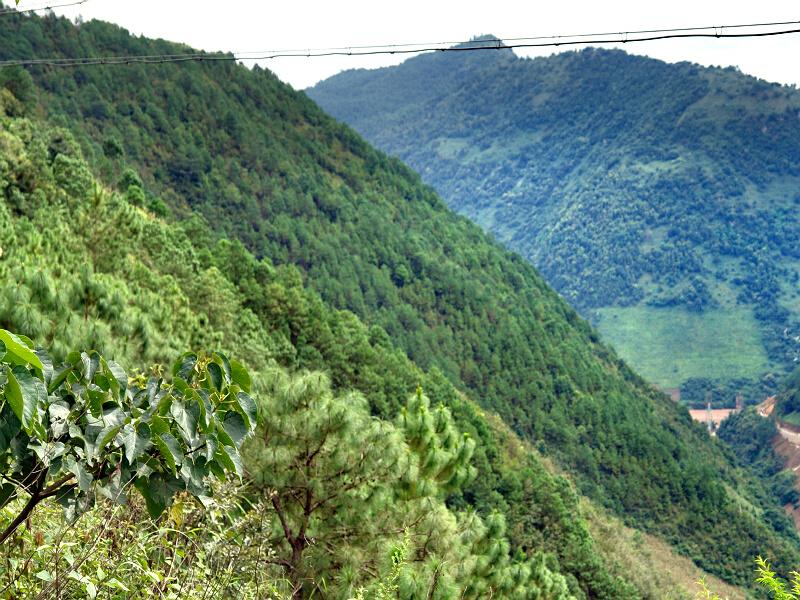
40 0 800 90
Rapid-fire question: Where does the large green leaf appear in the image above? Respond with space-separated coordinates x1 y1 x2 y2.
171 353 197 381
48 400 71 437
206 459 226 481
96 424 122 455
0 403 20 454
47 364 74 394
122 422 152 464
86 387 106 419
81 351 100 382
35 349 53 385
215 444 243 478
6 365 46 432
149 414 170 435
153 432 183 476
0 330 43 371
134 473 184 518
202 436 217 464
229 359 251 393
180 458 210 497
195 390 213 432
206 362 223 391
235 391 258 430
145 378 160 407
104 359 128 398
101 406 126 428
65 455 93 491
222 411 248 446
214 418 235 448
212 352 232 385
170 401 198 446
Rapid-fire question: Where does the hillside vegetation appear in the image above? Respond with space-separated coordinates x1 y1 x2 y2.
0 92 621 598
0 10 798 590
308 42 800 402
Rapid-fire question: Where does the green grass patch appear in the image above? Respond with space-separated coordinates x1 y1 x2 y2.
594 305 771 388
779 412 800 427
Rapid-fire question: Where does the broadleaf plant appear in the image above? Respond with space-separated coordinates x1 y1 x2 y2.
0 331 257 544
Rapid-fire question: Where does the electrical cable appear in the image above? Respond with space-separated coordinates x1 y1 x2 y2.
0 0 88 16
0 18 798 68
230 19 800 56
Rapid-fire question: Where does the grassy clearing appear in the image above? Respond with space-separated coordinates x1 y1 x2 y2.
594 305 771 388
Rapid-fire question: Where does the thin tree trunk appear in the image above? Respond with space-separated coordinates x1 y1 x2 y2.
0 469 46 545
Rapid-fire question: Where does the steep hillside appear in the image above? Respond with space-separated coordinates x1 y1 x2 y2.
0 95 632 597
308 42 800 401
2 11 799 585
775 368 800 423
719 369 800 537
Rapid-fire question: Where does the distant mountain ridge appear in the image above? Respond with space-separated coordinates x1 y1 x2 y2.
308 44 800 400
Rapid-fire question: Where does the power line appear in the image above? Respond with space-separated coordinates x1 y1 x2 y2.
0 19 799 68
237 26 800 59
230 19 800 56
0 0 88 16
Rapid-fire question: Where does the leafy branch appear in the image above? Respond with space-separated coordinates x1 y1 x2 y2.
0 329 257 543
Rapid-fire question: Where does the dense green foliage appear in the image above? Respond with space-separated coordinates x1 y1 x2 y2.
0 335 571 599
1 11 799 587
308 42 800 399
718 408 799 532
753 556 800 599
0 332 256 544
719 367 800 522
0 89 632 597
699 557 800 599
775 368 800 421
244 372 572 598
1 480 278 598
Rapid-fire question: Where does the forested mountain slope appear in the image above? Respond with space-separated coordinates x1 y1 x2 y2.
2 81 753 600
0 93 623 598
1 11 799 586
719 367 800 539
771 368 800 426
308 42 800 400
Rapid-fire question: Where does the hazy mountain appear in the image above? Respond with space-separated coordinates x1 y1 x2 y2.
308 43 800 402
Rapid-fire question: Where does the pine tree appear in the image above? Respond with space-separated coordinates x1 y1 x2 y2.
398 387 476 498
245 373 575 599
244 369 407 598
